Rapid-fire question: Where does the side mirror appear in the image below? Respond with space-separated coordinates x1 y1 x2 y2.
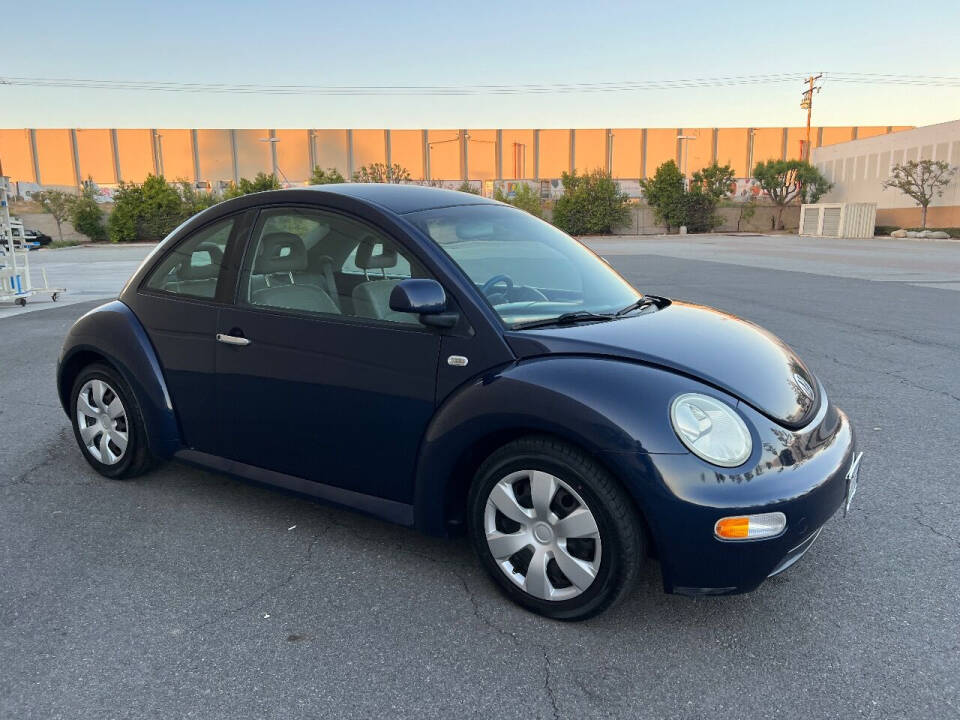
389 278 459 328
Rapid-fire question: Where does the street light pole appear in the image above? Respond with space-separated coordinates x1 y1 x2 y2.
153 131 164 177
677 135 696 188
259 136 289 185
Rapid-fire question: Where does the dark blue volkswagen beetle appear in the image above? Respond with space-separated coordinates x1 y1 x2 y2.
57 185 861 620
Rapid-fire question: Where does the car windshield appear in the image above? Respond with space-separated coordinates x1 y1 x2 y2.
407 204 641 328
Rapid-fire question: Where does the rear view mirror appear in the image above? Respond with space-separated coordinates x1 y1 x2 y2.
389 279 459 328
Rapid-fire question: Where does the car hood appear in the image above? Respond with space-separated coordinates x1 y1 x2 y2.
505 300 820 429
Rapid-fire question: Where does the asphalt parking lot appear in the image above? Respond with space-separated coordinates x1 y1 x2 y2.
1 236 958 719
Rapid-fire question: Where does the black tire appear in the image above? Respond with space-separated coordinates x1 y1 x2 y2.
467 435 643 621
69 363 155 480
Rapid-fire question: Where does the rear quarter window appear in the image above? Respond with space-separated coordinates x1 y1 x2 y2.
143 217 234 299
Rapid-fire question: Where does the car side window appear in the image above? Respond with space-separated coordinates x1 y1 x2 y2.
144 217 234 299
241 207 428 325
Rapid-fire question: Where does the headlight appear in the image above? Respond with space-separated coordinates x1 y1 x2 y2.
670 393 752 467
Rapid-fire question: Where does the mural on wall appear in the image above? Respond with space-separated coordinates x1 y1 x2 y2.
731 178 767 200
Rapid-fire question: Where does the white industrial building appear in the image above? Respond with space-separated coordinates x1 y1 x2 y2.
812 119 960 229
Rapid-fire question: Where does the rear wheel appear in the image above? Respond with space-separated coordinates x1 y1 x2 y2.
468 436 643 621
70 364 154 479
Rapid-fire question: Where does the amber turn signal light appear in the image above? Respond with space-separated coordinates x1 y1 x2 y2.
714 512 786 541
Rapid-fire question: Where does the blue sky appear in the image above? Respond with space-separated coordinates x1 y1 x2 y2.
3 0 959 128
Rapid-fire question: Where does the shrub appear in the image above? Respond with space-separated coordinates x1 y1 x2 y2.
679 190 722 233
309 167 346 185
223 172 281 199
494 182 542 217
108 175 190 243
456 180 480 195
552 169 630 235
640 161 686 232
353 163 411 183
641 160 732 233
70 184 107 242
176 181 218 215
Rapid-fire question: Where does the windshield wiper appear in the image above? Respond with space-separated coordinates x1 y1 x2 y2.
512 311 616 330
614 295 666 317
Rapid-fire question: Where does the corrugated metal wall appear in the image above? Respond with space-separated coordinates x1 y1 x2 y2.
0 126 908 188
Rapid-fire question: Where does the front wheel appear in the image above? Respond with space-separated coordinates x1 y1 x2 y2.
467 436 644 621
69 364 154 479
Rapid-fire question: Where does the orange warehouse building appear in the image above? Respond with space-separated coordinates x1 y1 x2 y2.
0 126 911 189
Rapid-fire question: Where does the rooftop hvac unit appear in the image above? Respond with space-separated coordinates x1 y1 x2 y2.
799 203 876 239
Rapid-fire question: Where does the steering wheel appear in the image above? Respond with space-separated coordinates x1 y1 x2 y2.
481 274 515 297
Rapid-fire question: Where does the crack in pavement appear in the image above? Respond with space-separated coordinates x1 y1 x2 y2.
457 576 561 720
0 428 92 489
819 353 960 404
912 503 960 552
190 524 334 630
187 506 566 718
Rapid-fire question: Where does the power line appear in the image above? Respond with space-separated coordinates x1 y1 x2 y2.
0 72 958 96
0 72 808 95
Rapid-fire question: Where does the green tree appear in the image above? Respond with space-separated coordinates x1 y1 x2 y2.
456 180 480 195
353 163 411 183
640 160 686 232
223 172 281 199
494 182 542 217
309 167 346 185
552 169 630 235
108 175 188 243
752 159 832 230
70 183 108 242
691 162 735 201
35 190 75 242
881 159 957 229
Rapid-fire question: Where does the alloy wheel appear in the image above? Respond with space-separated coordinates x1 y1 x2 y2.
484 469 602 601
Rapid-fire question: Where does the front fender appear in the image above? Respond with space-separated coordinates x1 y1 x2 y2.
57 300 181 458
413 356 698 535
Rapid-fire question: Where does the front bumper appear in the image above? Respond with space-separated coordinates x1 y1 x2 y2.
767 526 823 577
603 401 859 596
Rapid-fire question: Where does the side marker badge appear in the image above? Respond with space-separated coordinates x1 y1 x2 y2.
447 355 469 367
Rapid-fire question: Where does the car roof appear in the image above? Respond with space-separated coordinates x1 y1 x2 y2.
302 183 498 214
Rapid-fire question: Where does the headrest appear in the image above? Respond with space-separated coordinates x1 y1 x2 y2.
178 242 223 280
255 232 307 274
354 235 398 270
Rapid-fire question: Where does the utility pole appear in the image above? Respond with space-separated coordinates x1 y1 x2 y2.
801 74 822 162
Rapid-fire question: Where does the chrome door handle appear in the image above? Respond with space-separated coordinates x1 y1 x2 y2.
216 333 250 347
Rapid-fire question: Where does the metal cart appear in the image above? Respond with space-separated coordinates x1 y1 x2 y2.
0 175 66 306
